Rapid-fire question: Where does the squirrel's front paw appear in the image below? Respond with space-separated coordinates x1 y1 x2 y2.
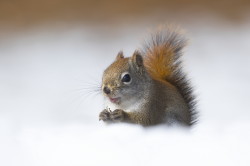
110 109 125 122
99 109 111 122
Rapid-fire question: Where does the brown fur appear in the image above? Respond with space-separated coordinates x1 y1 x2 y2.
99 26 197 126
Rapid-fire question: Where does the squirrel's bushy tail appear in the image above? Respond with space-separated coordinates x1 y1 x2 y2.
143 25 197 125
143 25 187 81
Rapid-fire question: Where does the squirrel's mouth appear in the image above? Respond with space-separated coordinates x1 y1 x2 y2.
109 97 121 104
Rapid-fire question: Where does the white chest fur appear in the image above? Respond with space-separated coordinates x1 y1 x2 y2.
105 97 145 112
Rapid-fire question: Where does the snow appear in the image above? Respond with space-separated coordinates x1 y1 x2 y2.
0 23 250 166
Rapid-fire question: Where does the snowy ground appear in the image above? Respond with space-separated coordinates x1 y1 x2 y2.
0 22 250 166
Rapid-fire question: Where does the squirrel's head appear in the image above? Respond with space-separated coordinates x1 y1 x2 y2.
102 50 150 108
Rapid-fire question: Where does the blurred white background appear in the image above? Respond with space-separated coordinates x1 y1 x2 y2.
0 1 250 166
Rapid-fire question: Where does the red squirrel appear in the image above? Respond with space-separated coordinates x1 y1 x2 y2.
99 26 197 126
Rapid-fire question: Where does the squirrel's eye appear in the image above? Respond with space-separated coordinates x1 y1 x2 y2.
121 74 131 83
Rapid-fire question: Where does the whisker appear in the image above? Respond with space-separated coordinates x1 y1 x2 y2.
65 75 104 111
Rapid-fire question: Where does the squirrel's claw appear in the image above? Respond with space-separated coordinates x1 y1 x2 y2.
99 109 111 122
110 109 125 122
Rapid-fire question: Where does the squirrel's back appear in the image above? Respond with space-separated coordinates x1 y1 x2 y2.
143 26 197 125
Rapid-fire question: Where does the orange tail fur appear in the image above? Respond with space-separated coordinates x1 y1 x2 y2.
143 26 187 82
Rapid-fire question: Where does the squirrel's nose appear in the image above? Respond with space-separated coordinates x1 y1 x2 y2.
103 86 111 94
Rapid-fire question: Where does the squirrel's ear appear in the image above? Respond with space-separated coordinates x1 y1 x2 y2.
116 51 124 60
131 50 143 67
